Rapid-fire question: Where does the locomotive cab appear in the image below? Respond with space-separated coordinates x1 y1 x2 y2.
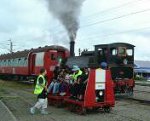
92 43 135 95
94 43 134 66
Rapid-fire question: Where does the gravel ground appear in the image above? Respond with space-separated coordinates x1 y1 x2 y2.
133 85 150 101
0 80 150 121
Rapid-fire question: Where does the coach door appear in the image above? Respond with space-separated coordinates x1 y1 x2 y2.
29 53 36 74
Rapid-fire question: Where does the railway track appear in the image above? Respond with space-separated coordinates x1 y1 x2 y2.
126 89 150 105
134 89 150 94
116 88 150 105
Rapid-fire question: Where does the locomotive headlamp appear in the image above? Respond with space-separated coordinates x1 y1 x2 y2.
99 91 103 96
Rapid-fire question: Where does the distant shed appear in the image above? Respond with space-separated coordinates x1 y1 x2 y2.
134 60 150 79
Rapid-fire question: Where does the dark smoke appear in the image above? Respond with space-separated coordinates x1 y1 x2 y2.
46 0 84 41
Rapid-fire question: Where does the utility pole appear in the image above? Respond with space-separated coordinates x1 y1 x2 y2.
8 39 14 53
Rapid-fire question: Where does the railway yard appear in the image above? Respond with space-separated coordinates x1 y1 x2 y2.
0 80 149 121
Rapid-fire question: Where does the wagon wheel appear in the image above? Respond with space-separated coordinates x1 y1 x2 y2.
68 104 75 112
51 99 56 106
76 106 86 115
48 99 53 106
103 107 111 113
92 107 100 112
55 101 62 108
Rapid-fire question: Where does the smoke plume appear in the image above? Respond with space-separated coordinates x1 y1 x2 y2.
46 0 84 41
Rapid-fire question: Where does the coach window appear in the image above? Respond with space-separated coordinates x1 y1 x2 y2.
18 58 21 66
11 60 13 66
10 59 12 66
13 59 15 66
1 60 4 66
8 60 10 66
111 48 117 56
126 49 133 56
21 58 24 66
24 58 27 66
51 54 56 60
14 59 18 66
98 48 102 56
118 47 126 56
1 60 3 66
3 60 5 66
4 60 7 66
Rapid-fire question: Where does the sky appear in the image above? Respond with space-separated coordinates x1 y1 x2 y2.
0 0 150 60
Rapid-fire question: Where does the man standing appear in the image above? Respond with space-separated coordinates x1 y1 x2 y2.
30 68 48 115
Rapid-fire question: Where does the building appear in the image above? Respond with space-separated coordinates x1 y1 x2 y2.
134 60 150 80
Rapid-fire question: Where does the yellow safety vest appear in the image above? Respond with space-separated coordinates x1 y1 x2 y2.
34 75 46 95
72 70 83 81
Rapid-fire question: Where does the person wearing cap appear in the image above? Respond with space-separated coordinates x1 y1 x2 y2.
100 62 108 69
71 65 83 82
70 65 83 99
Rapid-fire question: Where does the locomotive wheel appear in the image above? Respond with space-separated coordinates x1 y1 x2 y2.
103 107 111 113
127 87 134 97
76 106 86 115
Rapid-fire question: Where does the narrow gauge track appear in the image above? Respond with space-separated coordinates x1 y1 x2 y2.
116 88 150 105
125 89 150 105
126 97 150 105
134 90 150 94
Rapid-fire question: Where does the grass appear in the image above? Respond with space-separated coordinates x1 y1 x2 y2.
0 79 34 99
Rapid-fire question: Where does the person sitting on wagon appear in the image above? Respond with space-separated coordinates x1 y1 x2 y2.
78 67 89 101
71 65 83 82
69 65 83 99
47 69 64 95
59 74 70 96
47 78 60 95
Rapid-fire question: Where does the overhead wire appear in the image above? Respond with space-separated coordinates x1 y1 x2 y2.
82 0 144 19
80 8 150 28
79 26 150 42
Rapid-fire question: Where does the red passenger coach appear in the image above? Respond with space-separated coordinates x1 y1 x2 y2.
0 45 69 83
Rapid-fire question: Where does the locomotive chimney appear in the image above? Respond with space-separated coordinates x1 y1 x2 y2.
70 40 75 57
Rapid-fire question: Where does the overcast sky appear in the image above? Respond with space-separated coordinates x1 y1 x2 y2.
0 0 150 60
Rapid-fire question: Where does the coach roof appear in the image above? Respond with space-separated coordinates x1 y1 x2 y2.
0 45 68 60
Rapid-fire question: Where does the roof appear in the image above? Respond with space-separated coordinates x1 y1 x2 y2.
0 45 68 60
95 42 135 49
134 60 150 73
134 68 150 73
134 60 150 68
